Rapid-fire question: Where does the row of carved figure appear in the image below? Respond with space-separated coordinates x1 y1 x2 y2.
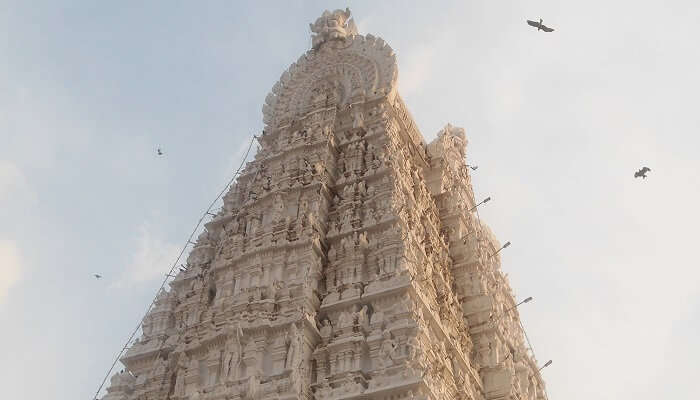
118 117 547 400
423 128 549 400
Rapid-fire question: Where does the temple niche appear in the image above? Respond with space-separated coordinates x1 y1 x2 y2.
103 8 547 400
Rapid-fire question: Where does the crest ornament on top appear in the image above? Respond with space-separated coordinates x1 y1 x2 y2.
309 8 358 49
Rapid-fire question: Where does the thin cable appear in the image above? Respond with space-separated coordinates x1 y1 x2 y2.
518 319 536 358
93 135 256 400
465 169 548 399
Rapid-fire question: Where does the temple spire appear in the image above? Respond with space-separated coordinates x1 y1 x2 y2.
100 9 549 400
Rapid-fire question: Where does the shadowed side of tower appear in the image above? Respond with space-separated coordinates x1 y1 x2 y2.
101 8 548 400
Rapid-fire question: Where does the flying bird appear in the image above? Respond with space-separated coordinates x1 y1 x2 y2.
527 19 554 32
157 147 164 156
467 165 479 171
634 167 651 179
93 274 102 279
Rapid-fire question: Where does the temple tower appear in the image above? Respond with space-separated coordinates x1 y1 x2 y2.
102 9 548 400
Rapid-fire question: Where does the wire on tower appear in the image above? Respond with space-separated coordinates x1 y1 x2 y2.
93 134 257 400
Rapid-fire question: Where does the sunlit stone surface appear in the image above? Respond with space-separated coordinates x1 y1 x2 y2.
102 9 548 400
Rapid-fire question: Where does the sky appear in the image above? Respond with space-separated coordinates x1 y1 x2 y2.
1 1 699 399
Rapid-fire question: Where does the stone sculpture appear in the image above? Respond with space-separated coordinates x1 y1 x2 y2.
284 324 300 370
309 8 358 49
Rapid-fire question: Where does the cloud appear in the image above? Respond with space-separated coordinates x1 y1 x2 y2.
0 240 22 307
398 42 437 96
0 160 34 205
115 221 181 287
0 163 32 309
395 26 459 96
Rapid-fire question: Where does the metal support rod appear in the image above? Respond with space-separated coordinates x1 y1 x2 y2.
488 241 511 259
468 196 491 212
538 360 553 371
491 296 533 323
488 242 510 259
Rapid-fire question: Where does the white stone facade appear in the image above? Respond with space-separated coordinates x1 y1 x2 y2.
102 9 548 400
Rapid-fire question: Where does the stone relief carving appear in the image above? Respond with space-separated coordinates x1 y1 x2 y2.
284 324 301 370
309 8 358 49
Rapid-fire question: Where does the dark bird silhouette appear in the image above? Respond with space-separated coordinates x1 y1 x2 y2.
94 274 102 279
527 18 554 32
634 167 651 179
157 147 163 156
467 165 478 171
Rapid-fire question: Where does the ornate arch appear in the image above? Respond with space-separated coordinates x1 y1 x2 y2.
262 33 399 128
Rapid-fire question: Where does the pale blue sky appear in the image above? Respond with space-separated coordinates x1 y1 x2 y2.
1 1 699 399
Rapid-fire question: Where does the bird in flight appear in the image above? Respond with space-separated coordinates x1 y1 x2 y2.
527 18 554 32
93 273 102 279
634 167 651 179
467 164 479 171
157 147 164 156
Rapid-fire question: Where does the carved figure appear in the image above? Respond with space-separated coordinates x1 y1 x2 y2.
378 330 397 368
187 355 199 381
222 325 242 381
353 109 364 129
358 180 366 195
272 194 285 223
309 8 358 49
153 355 167 376
338 310 353 329
206 347 222 386
356 304 370 331
243 339 261 376
174 353 188 396
369 309 384 328
320 318 333 341
365 144 375 166
284 324 300 369
406 336 421 361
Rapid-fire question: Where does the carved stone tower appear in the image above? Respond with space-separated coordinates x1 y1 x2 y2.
102 9 548 400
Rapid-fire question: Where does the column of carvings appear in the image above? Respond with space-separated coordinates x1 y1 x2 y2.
313 96 413 399
385 105 484 400
425 125 548 400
